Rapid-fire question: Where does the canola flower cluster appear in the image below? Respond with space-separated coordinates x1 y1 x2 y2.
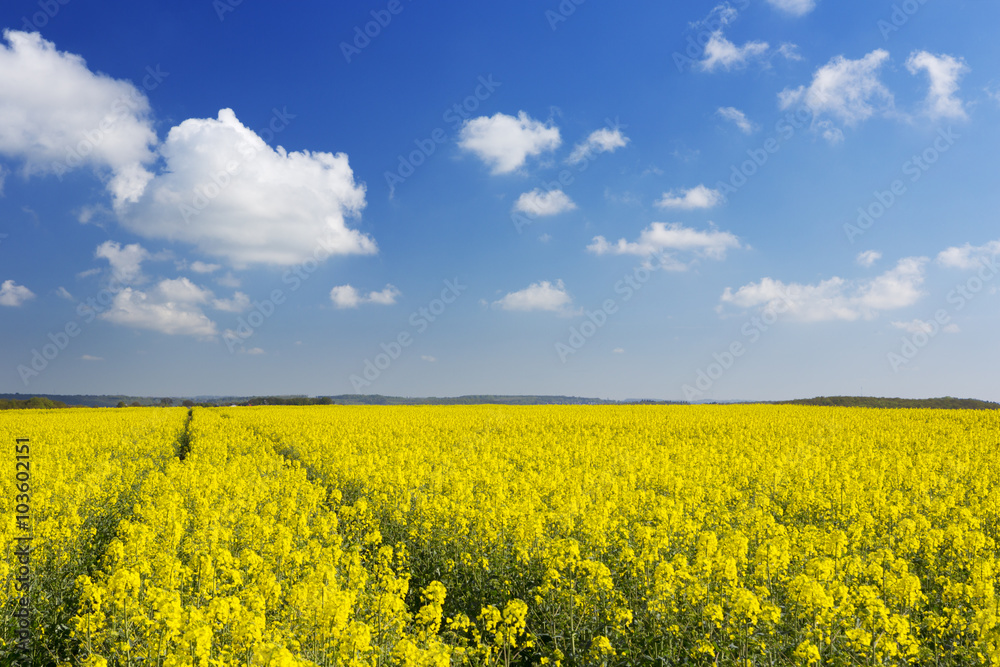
0 408 186 664
2 405 999 666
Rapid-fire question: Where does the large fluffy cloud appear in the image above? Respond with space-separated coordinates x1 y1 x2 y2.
0 33 377 270
0 30 157 207
122 108 375 267
720 257 927 321
779 50 893 142
458 111 560 174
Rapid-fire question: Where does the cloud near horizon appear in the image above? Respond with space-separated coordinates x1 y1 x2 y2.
720 257 928 321
330 284 401 309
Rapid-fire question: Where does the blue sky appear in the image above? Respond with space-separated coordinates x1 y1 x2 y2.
1 0 998 401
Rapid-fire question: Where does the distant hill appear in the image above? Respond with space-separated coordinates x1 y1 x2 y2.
1 393 996 410
769 396 1000 410
0 393 686 408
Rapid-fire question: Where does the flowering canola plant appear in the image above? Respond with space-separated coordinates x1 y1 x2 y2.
2 405 999 666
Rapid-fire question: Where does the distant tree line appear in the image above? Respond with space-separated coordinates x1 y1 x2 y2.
773 396 1000 410
237 396 335 406
0 396 69 410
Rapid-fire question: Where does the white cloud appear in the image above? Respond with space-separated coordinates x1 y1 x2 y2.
245 347 264 355
513 189 577 216
936 239 1000 269
190 261 221 274
216 272 240 288
366 284 401 305
81 354 104 361
777 43 804 61
0 31 156 209
906 51 969 120
779 50 893 141
0 279 34 306
567 127 629 165
56 286 74 300
856 250 882 267
720 257 927 321
987 82 1000 106
700 31 769 72
717 107 756 134
766 0 816 17
212 291 251 312
656 185 723 210
493 280 574 314
330 285 361 309
122 108 374 268
95 240 149 283
458 111 560 174
99 277 217 337
330 283 400 308
588 223 740 267
696 3 739 30
613 347 625 354
0 165 6 195
943 324 960 334
421 355 437 362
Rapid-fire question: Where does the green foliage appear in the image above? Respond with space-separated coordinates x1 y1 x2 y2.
773 396 1000 410
0 396 67 410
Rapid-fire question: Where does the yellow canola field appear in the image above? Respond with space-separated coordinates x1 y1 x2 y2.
0 408 188 663
3 405 1000 666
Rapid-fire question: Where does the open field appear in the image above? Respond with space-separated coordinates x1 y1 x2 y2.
2 405 999 666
